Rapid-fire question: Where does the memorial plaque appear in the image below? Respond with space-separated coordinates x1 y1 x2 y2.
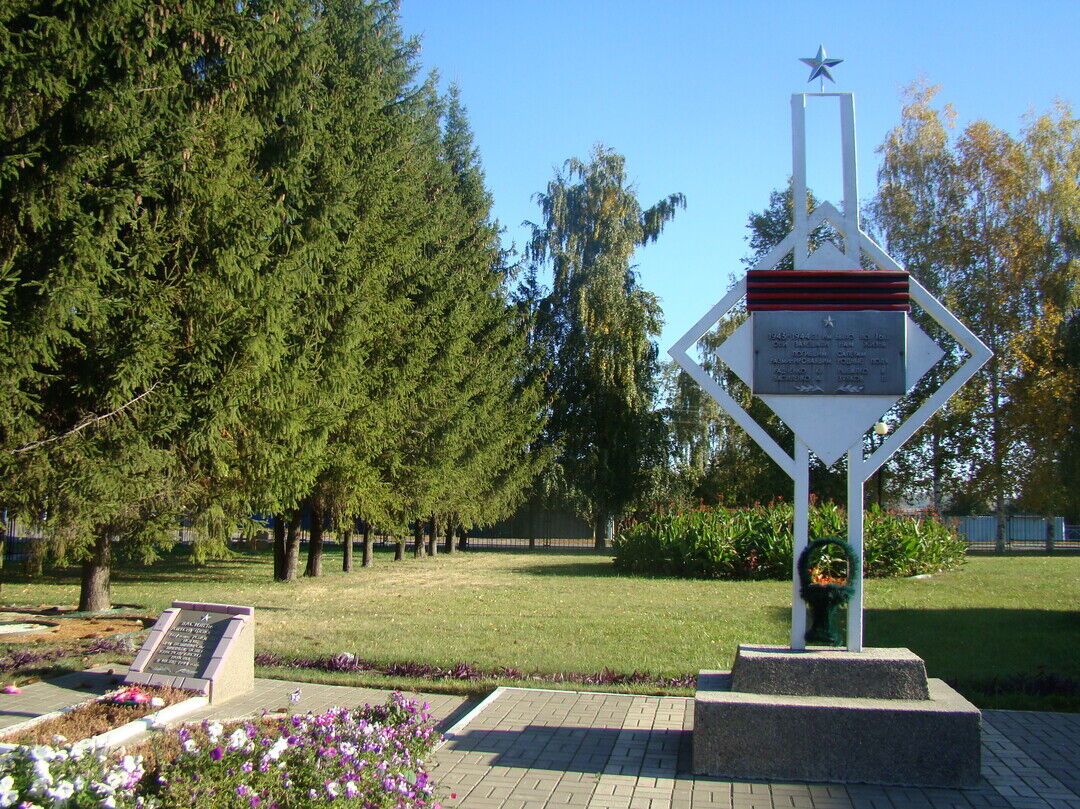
126 601 254 703
144 609 231 678
752 310 906 395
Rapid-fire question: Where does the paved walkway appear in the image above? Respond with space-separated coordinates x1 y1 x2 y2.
1 672 1077 809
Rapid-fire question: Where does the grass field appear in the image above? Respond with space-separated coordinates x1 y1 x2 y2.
1 547 1077 710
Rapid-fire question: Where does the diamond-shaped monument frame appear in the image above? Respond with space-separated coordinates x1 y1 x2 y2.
668 235 991 484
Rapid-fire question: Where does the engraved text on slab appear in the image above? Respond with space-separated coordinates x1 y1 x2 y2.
144 609 231 678
752 311 906 395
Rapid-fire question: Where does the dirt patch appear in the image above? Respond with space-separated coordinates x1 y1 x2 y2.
0 611 151 643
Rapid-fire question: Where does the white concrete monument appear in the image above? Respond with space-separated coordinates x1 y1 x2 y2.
672 50 988 786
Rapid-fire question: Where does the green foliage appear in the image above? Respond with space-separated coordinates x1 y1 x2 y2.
870 84 1079 517
0 0 548 598
612 501 966 580
527 146 684 541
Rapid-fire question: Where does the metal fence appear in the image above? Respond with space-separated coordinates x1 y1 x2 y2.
5 510 1076 562
465 506 596 550
946 515 1077 552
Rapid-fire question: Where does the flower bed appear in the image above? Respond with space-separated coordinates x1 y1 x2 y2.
0 693 443 808
256 651 698 690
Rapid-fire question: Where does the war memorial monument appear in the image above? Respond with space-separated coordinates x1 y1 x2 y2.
669 48 991 787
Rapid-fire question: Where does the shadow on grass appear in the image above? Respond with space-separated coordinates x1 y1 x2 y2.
509 560 623 578
0 547 274 589
863 606 1079 671
769 604 1079 708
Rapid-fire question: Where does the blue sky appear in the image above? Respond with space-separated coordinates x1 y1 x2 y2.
397 0 1078 354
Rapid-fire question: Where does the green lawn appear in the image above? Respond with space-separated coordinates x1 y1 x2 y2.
2 548 1077 710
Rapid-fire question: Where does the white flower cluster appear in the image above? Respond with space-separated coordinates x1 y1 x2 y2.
0 741 154 809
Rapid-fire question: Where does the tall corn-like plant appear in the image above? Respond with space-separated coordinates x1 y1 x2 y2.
614 503 964 579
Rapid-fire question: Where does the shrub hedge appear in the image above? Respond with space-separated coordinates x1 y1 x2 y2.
612 501 966 580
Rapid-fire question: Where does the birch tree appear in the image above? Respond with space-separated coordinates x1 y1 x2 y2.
528 146 683 545
871 85 1078 531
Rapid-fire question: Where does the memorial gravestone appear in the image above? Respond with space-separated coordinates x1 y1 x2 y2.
126 601 254 704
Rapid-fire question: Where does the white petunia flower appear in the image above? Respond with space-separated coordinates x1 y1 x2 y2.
0 774 17 807
265 737 288 762
226 729 247 751
32 757 54 788
206 722 223 740
69 740 94 762
46 779 75 803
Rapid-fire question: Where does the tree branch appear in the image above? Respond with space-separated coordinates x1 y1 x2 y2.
10 382 161 455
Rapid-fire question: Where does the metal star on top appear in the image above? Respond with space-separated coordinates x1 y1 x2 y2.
800 45 843 84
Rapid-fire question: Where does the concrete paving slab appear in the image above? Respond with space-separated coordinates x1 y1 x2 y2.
1 670 1077 809
436 688 1079 809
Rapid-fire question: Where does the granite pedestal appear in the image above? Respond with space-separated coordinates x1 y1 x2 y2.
694 645 981 787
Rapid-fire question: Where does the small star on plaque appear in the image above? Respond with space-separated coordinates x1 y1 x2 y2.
800 45 843 84
201 613 211 622
823 315 835 328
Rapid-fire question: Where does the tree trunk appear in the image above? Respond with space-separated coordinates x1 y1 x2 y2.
426 516 438 557
990 357 1007 553
444 520 456 554
282 510 302 581
593 511 609 549
459 527 468 550
78 532 111 612
0 516 6 599
273 515 286 580
931 431 943 515
413 521 425 558
305 498 324 577
394 536 404 561
362 523 373 567
24 537 45 577
341 527 353 572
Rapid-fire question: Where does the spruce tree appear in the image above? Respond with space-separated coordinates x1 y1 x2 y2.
0 0 321 607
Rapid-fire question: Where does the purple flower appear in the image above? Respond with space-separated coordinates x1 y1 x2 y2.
210 746 224 761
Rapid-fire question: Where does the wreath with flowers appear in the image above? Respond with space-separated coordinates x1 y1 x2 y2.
797 537 858 646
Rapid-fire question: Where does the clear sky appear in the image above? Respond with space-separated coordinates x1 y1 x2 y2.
396 0 1078 354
